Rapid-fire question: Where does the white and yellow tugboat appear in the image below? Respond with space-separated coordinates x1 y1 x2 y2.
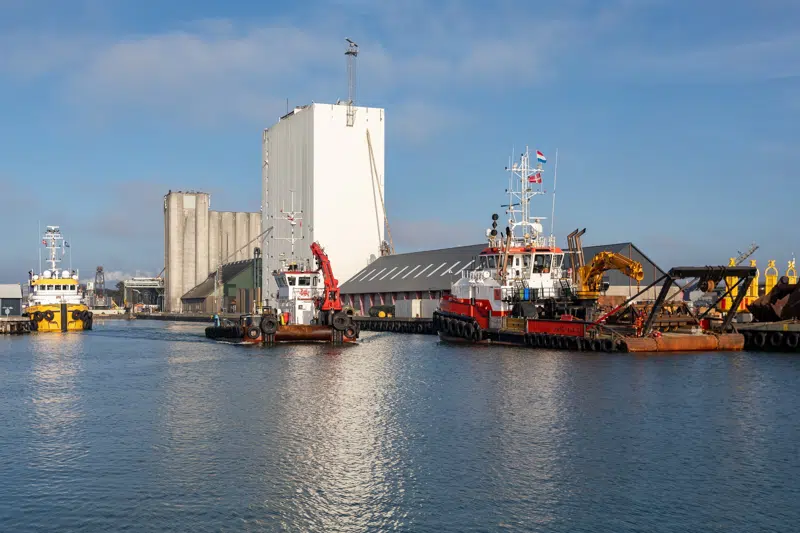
25 225 92 332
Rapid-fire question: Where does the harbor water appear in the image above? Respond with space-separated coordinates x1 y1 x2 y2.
1 321 799 532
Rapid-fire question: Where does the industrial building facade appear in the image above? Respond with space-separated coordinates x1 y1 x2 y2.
163 191 261 312
180 258 260 314
0 284 23 316
261 103 385 307
339 242 666 314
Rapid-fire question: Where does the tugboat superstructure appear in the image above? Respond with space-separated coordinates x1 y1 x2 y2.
437 147 595 343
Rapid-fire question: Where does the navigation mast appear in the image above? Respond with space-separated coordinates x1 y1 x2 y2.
504 147 552 247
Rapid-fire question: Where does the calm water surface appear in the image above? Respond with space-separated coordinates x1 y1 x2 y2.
1 320 799 532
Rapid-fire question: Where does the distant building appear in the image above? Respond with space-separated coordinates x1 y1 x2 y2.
261 102 385 307
164 191 261 312
340 242 667 313
181 259 261 315
0 284 23 316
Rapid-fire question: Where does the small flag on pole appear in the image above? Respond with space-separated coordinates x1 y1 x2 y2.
42 239 47 246
536 150 547 163
528 173 542 184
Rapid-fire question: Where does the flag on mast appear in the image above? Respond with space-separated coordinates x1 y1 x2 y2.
527 173 542 184
536 150 547 163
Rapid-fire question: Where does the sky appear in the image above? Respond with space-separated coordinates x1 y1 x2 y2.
0 0 798 283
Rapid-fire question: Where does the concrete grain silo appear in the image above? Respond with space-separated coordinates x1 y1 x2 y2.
261 103 385 304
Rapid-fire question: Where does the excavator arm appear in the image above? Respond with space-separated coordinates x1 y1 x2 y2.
310 242 342 312
577 251 644 299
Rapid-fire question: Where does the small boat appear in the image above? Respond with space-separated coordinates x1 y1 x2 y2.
24 225 92 332
205 241 358 345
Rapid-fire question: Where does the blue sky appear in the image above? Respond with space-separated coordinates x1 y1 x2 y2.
0 0 798 282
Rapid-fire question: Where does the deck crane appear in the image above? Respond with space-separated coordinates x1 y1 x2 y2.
366 129 394 256
310 241 350 330
576 251 645 300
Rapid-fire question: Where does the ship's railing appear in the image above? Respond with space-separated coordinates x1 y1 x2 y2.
500 284 567 303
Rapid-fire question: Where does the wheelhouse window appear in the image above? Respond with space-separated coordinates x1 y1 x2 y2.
47 285 54 290
552 255 563 269
533 254 552 273
287 277 296 286
487 255 497 268
299 277 311 286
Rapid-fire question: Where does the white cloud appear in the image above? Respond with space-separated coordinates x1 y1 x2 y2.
390 101 468 144
605 33 800 83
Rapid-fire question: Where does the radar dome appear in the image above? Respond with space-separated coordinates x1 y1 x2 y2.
32 275 39 281
43 270 52 279
62 270 70 278
72 275 79 280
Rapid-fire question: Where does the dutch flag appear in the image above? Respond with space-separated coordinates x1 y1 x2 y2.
536 150 547 163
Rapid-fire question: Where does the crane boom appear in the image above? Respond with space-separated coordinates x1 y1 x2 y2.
310 241 342 312
366 129 394 255
577 251 644 300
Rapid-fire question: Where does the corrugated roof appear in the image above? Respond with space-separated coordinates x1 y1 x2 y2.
0 284 22 299
340 244 487 294
565 242 666 286
181 260 252 301
340 242 666 294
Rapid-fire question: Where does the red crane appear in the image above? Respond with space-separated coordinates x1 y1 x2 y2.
310 242 342 313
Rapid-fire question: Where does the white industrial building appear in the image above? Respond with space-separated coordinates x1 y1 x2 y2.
164 191 261 312
261 102 385 304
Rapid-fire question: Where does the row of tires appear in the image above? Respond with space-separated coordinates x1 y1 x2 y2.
432 312 624 352
520 332 623 352
24 310 93 331
742 330 800 352
357 320 436 335
433 314 483 343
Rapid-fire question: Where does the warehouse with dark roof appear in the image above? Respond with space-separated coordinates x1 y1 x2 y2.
340 242 666 313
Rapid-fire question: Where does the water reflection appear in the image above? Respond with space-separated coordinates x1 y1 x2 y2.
268 334 410 531
1 322 799 532
27 333 87 486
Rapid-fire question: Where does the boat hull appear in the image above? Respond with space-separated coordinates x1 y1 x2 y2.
26 304 92 332
206 323 357 344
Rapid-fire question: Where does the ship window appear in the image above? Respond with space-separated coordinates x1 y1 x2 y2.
287 277 296 286
552 255 563 268
487 255 496 268
533 254 552 273
514 256 520 267
313 276 318 286
522 254 531 268
299 277 311 286
47 285 54 290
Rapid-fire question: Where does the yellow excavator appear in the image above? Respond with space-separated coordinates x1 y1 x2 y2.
576 251 644 299
566 229 645 300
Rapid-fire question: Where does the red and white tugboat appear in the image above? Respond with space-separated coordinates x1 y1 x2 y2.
434 147 606 348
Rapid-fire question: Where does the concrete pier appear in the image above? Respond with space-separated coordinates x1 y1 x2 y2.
0 317 31 334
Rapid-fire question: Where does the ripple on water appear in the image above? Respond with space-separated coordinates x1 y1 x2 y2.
0 323 799 532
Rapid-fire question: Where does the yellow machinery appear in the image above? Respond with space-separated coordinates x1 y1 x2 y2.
787 259 797 284
722 258 742 312
746 259 759 301
765 260 779 294
576 251 644 300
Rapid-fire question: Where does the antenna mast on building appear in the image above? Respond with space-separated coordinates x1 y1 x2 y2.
345 38 358 127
